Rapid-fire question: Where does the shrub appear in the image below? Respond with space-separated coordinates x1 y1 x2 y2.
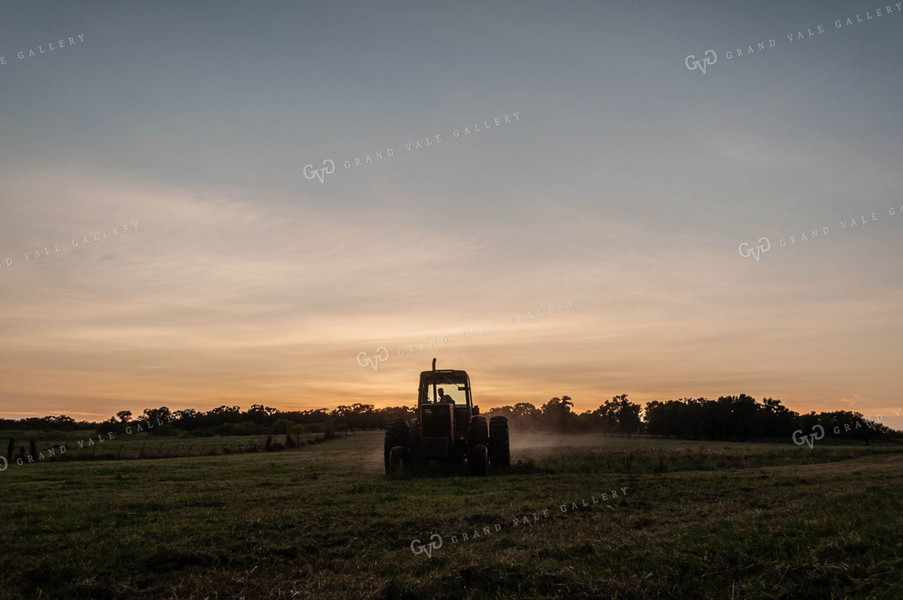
272 419 294 434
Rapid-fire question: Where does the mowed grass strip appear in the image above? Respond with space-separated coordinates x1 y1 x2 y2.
0 433 901 599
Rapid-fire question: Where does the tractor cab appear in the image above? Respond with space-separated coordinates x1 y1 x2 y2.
418 360 478 444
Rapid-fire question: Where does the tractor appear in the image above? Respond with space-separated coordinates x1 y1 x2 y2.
384 358 510 476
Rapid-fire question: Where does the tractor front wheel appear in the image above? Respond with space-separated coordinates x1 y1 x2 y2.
470 443 488 476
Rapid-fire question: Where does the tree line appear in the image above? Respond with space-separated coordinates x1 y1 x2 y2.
0 395 897 443
484 394 895 443
0 404 405 438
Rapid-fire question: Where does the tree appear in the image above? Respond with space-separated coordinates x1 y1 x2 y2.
614 394 642 437
486 405 515 420
540 396 576 432
592 400 620 435
351 403 375 431
512 402 540 419
332 405 353 431
594 395 641 436
42 415 76 429
116 410 132 423
752 398 798 439
142 406 172 423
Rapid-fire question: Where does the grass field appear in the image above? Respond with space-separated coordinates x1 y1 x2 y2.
1 431 901 599
0 431 328 463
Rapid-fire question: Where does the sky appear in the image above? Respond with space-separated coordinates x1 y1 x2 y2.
0 0 901 424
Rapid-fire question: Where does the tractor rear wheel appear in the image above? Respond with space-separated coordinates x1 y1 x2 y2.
468 416 488 475
470 443 488 476
384 419 408 475
489 416 510 467
469 416 488 447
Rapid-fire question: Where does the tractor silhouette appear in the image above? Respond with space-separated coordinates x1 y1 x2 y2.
384 358 510 476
